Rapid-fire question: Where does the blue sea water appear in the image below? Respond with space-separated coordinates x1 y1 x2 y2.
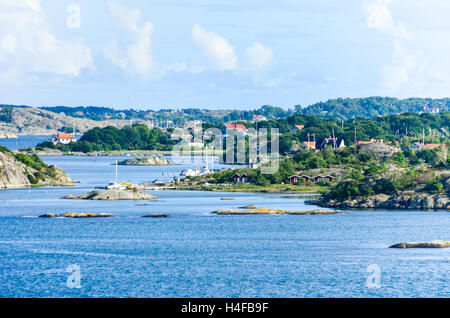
0 135 51 150
0 137 449 298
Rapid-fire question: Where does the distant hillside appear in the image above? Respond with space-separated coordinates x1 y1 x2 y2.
300 97 450 120
0 106 148 135
39 105 293 124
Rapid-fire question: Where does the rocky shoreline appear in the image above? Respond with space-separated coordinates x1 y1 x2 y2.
390 241 450 248
63 189 157 201
117 156 174 166
0 147 74 189
309 191 450 210
40 212 113 218
213 207 343 215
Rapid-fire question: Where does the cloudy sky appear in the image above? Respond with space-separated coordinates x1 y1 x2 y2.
1 0 450 109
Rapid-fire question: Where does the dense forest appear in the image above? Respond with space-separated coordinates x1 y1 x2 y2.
38 105 293 124
3 97 450 125
300 97 450 120
39 110 450 158
37 124 176 152
250 111 449 153
191 143 449 188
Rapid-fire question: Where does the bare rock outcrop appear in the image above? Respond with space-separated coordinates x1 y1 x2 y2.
117 156 173 166
390 241 450 248
0 106 152 135
213 207 343 215
40 212 113 218
312 192 450 210
63 189 157 200
0 147 73 188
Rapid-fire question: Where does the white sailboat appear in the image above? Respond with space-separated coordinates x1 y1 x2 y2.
106 160 126 190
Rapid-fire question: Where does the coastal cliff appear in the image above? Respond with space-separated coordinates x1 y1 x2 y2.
312 191 450 210
310 173 450 210
0 146 73 188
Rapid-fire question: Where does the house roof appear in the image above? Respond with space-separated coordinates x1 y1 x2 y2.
224 124 248 131
293 125 304 130
55 133 75 140
357 139 383 145
303 141 316 147
410 142 443 149
422 143 443 149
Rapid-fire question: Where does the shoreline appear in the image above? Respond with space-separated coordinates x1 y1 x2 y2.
309 191 450 210
150 184 328 194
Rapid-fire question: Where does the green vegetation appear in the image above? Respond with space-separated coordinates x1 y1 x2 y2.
37 123 177 153
325 146 449 201
193 147 383 188
0 146 62 186
252 112 449 154
13 152 59 184
300 97 450 120
0 145 12 154
39 105 293 124
14 153 46 171
0 106 13 123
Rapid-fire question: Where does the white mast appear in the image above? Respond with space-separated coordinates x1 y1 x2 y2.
115 160 118 183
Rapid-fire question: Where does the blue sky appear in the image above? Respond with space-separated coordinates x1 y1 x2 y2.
1 0 450 110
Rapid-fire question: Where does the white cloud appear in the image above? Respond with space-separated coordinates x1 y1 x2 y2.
366 0 393 31
0 0 92 81
191 24 237 71
246 42 274 70
105 0 153 77
381 40 419 90
365 0 431 92
166 63 207 74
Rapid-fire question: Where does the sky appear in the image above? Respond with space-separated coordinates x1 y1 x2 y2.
1 0 450 110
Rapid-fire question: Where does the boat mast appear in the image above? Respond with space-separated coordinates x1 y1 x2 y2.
115 160 118 183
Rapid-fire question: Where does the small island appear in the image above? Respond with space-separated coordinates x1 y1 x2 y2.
117 156 174 166
213 207 343 215
40 212 113 218
63 189 157 201
390 241 450 248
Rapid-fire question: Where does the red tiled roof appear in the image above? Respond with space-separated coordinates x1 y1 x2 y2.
55 133 75 140
423 143 442 149
225 124 247 131
294 125 304 130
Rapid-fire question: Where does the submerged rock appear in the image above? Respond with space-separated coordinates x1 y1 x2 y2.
142 214 171 218
213 207 343 215
39 212 113 218
389 241 450 248
240 205 256 209
63 189 157 201
220 197 234 201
